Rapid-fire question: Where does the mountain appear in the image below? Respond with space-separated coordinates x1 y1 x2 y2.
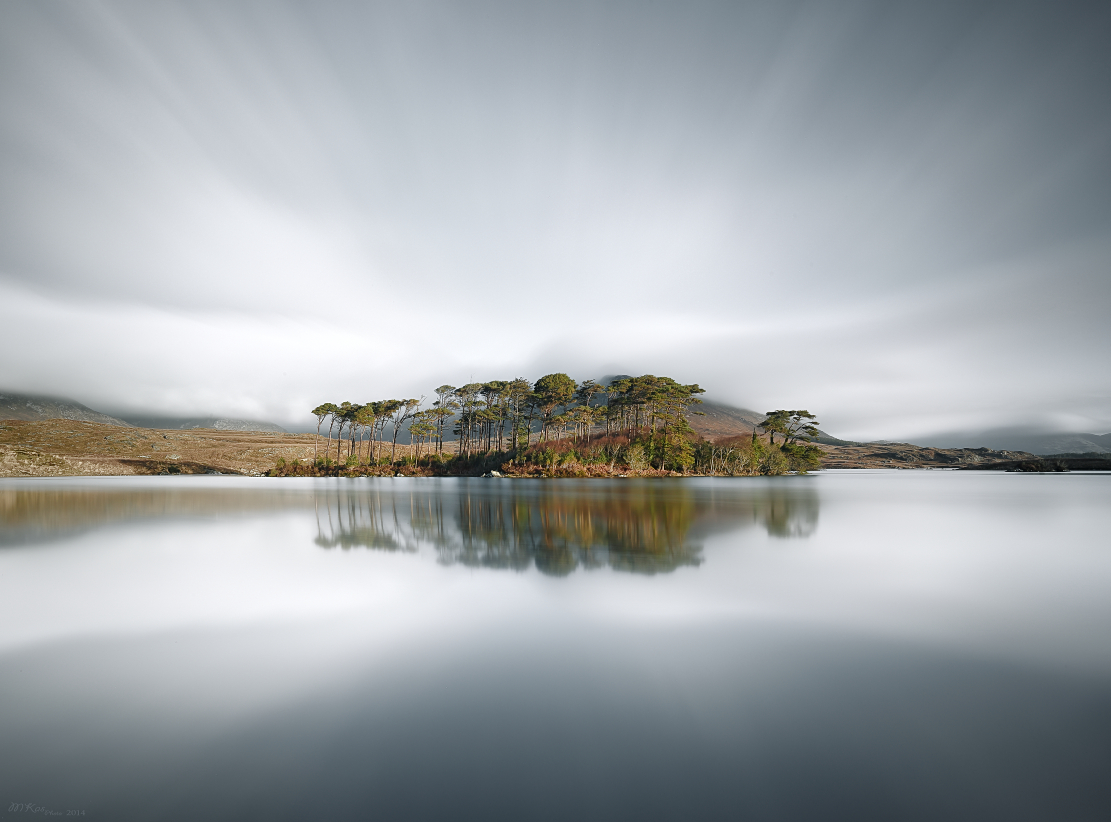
121 416 288 434
0 391 287 434
923 429 1111 456
1015 432 1111 455
689 400 764 439
0 392 133 427
1018 432 1111 455
689 400 848 443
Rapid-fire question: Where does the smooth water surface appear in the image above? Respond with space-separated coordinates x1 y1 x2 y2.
1 472 1109 821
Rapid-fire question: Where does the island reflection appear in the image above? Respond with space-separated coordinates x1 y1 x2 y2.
0 478 818 569
314 480 819 575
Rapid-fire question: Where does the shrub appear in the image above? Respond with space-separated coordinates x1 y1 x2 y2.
624 443 648 472
782 443 823 473
759 444 789 475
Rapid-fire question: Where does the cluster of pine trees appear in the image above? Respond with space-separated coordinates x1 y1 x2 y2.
290 374 820 477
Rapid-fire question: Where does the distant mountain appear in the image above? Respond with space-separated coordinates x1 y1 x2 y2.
1022 432 1111 455
119 416 288 434
0 391 133 427
0 391 287 434
923 429 1111 456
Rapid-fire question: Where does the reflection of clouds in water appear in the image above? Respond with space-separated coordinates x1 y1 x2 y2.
687 482 820 542
313 491 420 553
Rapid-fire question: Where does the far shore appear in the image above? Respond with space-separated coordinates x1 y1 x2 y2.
0 418 1082 478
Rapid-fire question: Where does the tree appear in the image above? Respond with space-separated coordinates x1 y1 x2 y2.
322 402 342 461
505 378 532 452
311 403 336 462
481 381 509 451
651 378 704 470
782 410 820 445
758 410 790 445
409 410 438 465
432 385 458 455
756 409 823 472
573 380 605 440
453 384 484 456
307 370 773 475
533 373 576 442
390 397 424 463
371 400 400 463
354 404 377 462
333 401 358 461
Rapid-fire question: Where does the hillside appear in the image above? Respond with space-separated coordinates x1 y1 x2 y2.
688 400 764 439
0 419 316 477
688 400 850 444
1 391 287 434
121 416 288 433
817 442 1038 469
920 428 1111 455
0 392 132 427
978 431 1111 455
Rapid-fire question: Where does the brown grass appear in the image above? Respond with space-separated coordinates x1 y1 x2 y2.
0 418 440 477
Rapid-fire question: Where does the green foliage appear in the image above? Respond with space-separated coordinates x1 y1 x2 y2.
692 434 821 475
782 442 822 473
760 409 821 446
534 373 576 406
624 443 648 471
758 441 790 474
758 410 789 443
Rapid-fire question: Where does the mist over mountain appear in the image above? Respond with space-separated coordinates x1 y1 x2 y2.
0 391 286 434
921 429 1111 456
0 392 132 427
120 416 288 434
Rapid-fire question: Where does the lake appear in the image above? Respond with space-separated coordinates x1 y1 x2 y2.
2 471 1109 821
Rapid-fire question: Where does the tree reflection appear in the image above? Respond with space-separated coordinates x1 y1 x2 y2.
312 480 821 575
0 478 820 562
313 491 420 553
313 484 701 574
444 487 700 575
754 487 820 538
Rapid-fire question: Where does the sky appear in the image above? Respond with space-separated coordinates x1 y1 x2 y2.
1 0 1108 441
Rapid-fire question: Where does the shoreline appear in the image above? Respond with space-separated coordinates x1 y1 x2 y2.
1 417 1083 478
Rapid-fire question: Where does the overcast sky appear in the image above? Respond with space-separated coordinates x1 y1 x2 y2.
1 0 1108 440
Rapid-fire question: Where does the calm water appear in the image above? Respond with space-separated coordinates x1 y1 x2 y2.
1 472 1109 821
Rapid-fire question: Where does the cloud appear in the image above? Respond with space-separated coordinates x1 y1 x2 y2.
1 1 1109 435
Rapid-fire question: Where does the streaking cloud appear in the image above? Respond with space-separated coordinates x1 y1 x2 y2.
1 1 1108 440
